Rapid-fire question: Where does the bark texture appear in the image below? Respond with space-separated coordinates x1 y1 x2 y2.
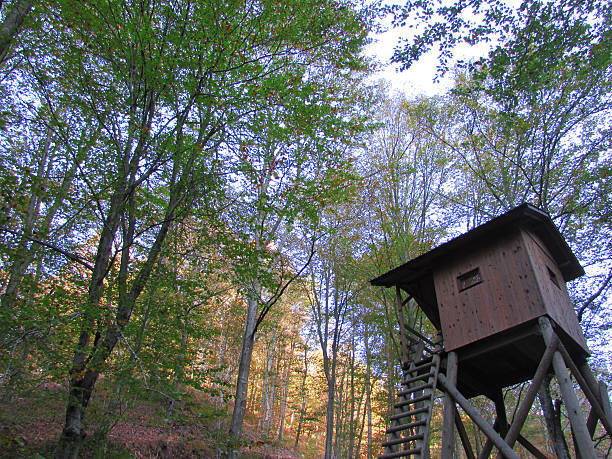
0 0 33 63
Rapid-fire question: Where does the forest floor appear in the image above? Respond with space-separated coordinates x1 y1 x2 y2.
0 381 301 458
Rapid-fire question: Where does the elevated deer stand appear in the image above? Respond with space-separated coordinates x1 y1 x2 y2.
371 204 612 458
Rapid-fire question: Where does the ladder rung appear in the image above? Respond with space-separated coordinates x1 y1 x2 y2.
413 356 433 366
402 357 433 371
386 419 426 434
402 373 430 385
394 394 430 409
378 448 422 458
390 406 429 421
382 433 424 447
397 383 432 397
406 360 434 374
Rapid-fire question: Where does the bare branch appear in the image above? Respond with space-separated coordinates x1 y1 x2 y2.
577 269 612 322
0 227 94 270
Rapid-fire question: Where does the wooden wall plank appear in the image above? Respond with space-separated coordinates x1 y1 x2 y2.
521 230 589 353
434 229 547 351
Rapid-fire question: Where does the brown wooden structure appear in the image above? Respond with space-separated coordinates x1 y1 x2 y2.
371 204 612 458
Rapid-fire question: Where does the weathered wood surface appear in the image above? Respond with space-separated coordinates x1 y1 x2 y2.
540 317 596 459
437 373 520 459
498 332 557 456
434 229 545 351
441 351 458 459
429 226 587 357
521 230 588 353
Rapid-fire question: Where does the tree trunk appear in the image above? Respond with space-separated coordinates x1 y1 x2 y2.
325 374 336 459
258 332 277 432
334 363 345 458
364 322 373 459
294 346 308 452
228 291 259 454
56 172 177 458
55 183 127 459
277 339 294 442
0 0 33 63
348 332 356 458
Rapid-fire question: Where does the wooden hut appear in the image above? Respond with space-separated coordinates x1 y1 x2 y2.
371 204 612 458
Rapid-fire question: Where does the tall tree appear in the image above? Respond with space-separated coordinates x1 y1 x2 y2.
387 0 611 454
220 1 373 448
1 0 375 456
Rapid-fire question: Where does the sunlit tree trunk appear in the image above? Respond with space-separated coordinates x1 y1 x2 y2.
277 339 294 442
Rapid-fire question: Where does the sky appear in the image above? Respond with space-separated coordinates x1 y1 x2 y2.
365 14 492 97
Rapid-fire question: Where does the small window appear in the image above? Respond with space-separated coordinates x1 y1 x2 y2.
457 268 482 292
547 266 560 289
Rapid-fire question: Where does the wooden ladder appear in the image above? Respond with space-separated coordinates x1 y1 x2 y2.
379 340 441 459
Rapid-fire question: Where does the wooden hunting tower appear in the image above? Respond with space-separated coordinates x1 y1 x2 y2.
371 204 612 458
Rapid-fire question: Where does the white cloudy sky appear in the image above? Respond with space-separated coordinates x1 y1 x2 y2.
365 15 493 96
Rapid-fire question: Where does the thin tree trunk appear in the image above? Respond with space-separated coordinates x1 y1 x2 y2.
354 372 368 457
277 339 294 442
365 322 373 459
294 346 308 452
325 371 336 459
334 362 345 458
348 331 356 458
228 290 259 454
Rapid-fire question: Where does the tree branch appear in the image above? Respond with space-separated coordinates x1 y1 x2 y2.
577 269 612 322
0 227 94 270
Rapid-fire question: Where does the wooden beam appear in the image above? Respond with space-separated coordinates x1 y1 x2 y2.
455 410 476 459
403 322 437 347
517 434 548 459
419 353 440 459
496 333 558 457
395 286 410 366
437 373 520 459
493 389 509 435
458 323 539 362
441 352 458 459
477 431 495 459
557 343 611 435
598 381 612 429
539 317 597 459
560 358 612 438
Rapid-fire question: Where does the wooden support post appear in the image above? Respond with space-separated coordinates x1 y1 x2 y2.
568 359 612 438
554 343 612 438
437 373 520 459
477 432 495 459
455 411 476 459
598 381 612 428
539 317 597 459
420 353 440 459
493 389 509 435
585 381 612 440
496 333 558 458
586 408 598 439
441 351 458 459
395 286 410 366
517 435 548 459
